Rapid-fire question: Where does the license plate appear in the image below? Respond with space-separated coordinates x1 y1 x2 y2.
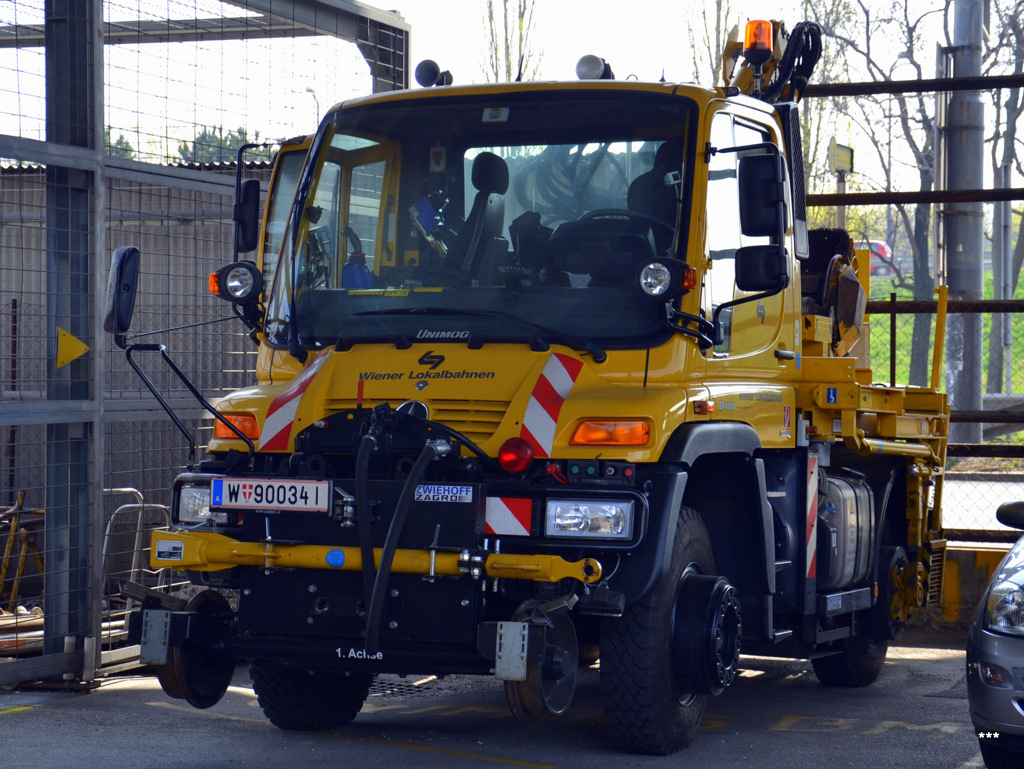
210 478 331 513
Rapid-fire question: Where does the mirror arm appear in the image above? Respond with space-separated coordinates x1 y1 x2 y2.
123 342 256 470
665 309 716 349
233 142 272 259
706 140 779 162
157 345 256 468
124 344 198 470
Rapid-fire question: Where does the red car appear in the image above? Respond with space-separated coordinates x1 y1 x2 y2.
855 240 895 276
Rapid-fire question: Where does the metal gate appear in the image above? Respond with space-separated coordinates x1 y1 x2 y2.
0 0 409 687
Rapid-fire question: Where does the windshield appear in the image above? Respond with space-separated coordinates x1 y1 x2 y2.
260 147 307 289
264 89 696 352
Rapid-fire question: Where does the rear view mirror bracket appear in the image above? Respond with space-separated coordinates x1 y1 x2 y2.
103 247 256 469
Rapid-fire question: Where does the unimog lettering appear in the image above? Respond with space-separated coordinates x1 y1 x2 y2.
416 329 471 339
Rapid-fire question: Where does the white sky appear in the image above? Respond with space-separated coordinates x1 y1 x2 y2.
0 0 944 177
394 0 802 86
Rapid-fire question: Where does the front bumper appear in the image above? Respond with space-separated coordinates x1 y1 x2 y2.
967 622 1024 737
150 528 602 583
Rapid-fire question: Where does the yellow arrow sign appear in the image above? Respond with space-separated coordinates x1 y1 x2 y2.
56 328 90 369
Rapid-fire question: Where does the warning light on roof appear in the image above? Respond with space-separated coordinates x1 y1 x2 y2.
743 20 774 66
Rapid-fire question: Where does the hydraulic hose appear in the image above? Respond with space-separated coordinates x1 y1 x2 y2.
364 439 445 653
762 21 823 103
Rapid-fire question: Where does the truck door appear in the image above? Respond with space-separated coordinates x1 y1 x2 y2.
701 110 797 445
302 137 395 290
703 112 786 357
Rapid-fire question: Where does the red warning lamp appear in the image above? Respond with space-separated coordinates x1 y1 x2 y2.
743 20 774 67
498 437 534 473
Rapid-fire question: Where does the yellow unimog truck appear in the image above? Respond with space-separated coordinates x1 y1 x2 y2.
108 20 948 754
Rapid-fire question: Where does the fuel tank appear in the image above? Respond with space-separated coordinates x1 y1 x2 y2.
816 473 873 591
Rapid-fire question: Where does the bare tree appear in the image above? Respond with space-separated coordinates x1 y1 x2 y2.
807 0 944 386
982 1 1024 392
483 0 540 83
685 0 736 85
983 3 1024 292
798 0 858 201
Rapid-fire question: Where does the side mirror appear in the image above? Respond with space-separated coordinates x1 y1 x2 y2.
104 246 140 337
737 153 786 238
735 244 789 292
997 501 1024 531
235 178 261 253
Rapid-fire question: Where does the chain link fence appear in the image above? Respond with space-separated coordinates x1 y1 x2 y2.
865 274 1024 540
0 0 405 684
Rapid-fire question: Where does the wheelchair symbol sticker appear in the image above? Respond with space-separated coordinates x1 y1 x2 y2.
826 387 837 404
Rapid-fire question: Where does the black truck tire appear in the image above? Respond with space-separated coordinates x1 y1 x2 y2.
811 631 888 687
600 506 714 754
250 664 373 731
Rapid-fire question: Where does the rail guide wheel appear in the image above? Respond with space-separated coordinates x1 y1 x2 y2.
504 599 579 719
154 589 235 709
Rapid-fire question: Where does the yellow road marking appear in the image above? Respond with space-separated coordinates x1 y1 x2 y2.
0 706 35 716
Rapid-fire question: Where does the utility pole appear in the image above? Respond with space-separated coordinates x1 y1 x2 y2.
944 0 984 444
828 137 854 229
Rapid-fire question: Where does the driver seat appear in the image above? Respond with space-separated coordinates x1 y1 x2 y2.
626 141 682 253
446 152 509 274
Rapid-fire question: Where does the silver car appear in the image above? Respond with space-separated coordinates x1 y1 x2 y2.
967 500 1024 768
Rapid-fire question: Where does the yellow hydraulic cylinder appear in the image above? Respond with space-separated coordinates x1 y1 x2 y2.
151 529 602 584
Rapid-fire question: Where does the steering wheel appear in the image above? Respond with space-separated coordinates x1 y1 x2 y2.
578 209 675 242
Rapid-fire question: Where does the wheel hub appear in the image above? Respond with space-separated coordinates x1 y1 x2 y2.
670 570 742 697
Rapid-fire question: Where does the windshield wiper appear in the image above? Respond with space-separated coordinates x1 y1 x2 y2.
352 307 607 363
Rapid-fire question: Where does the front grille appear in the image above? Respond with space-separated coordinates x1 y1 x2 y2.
324 397 510 443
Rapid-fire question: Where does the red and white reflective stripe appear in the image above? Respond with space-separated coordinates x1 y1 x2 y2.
519 353 583 458
485 497 531 537
258 351 331 451
806 454 818 579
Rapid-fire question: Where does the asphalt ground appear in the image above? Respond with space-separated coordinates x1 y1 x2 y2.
0 629 984 769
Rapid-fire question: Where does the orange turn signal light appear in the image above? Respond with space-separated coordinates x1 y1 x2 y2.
681 264 699 291
214 413 260 440
693 400 716 415
570 419 650 446
208 272 220 295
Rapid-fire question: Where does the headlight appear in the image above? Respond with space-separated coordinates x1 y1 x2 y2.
639 262 672 296
176 483 225 525
984 580 1024 636
544 499 633 539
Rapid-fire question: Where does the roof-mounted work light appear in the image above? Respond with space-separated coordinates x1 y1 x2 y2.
576 55 614 80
